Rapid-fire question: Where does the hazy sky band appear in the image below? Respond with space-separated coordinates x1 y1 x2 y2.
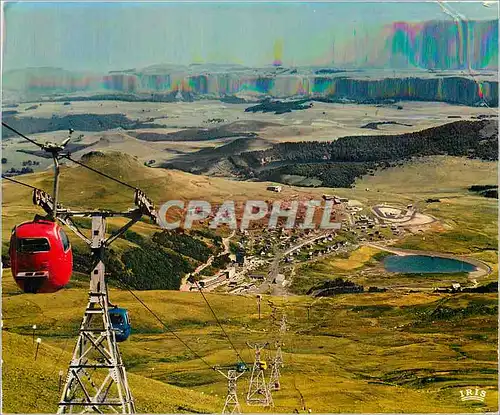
3 1 498 71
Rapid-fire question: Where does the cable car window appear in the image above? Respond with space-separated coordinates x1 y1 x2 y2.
17 238 50 253
110 314 124 325
59 228 70 251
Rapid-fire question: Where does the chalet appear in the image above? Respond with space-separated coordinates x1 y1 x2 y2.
249 274 265 280
267 185 282 192
322 194 344 204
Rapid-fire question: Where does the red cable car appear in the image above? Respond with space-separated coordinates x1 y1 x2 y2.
9 219 73 294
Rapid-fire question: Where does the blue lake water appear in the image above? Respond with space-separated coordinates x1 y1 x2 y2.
384 255 477 274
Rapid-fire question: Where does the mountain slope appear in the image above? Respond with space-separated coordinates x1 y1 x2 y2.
2 267 498 413
2 330 219 413
220 119 499 188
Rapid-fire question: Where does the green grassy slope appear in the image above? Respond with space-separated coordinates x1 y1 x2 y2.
2 331 220 414
2 268 497 413
2 152 498 413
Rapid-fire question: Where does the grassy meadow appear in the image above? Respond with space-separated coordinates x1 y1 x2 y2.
2 267 498 413
2 152 498 413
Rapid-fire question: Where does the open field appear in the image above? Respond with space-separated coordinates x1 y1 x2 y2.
2 268 498 413
10 100 496 135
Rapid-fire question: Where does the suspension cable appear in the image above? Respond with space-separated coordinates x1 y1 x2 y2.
63 154 137 190
114 276 215 370
2 122 138 191
2 122 43 148
193 281 246 364
1 174 38 189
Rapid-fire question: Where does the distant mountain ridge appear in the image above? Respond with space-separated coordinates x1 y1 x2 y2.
4 17 499 106
3 67 498 107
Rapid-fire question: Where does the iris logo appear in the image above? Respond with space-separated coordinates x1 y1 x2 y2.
459 387 487 402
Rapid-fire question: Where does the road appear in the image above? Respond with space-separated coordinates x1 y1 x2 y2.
179 230 235 291
253 230 339 295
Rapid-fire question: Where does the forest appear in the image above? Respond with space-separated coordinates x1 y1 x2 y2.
70 229 218 290
234 119 498 188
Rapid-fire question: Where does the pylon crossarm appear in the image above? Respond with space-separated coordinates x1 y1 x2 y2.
105 214 141 246
215 369 229 379
32 188 56 217
56 215 92 244
134 189 158 223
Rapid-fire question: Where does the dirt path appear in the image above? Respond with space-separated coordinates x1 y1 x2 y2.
179 255 214 291
221 230 236 256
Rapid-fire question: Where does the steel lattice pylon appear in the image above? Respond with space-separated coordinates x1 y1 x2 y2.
5 127 158 414
246 342 273 407
269 314 286 391
215 368 245 414
268 343 283 391
58 217 135 414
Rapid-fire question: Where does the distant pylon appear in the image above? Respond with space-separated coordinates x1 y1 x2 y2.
268 344 282 391
279 314 287 336
214 367 245 414
269 314 286 391
246 342 273 407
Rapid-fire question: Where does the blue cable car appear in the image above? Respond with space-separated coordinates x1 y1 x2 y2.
109 307 131 342
236 362 248 373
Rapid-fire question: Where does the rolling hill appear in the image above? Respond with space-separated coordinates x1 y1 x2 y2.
190 119 499 188
1 150 338 286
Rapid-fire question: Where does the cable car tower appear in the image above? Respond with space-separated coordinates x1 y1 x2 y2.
6 127 158 414
246 342 273 407
269 314 287 391
214 364 247 414
57 204 152 414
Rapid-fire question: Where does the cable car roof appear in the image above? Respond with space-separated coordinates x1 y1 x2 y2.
109 308 129 315
13 220 59 239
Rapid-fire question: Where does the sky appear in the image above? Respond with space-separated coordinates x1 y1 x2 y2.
2 1 498 72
